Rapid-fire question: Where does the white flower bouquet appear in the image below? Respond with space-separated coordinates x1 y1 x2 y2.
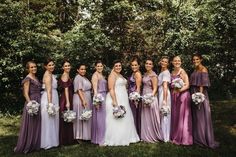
62 109 76 122
93 93 104 106
160 105 171 116
171 78 184 89
113 105 126 118
79 109 92 120
47 103 59 116
192 92 205 109
142 93 155 106
26 100 40 116
129 91 141 107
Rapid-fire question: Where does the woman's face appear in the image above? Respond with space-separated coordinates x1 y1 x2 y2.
160 58 169 69
78 65 86 76
113 62 122 73
145 60 153 71
45 61 55 73
131 60 140 72
62 62 71 73
172 56 182 68
95 63 104 73
192 56 202 67
28 63 37 74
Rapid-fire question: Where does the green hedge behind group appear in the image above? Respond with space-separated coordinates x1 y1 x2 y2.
0 0 235 113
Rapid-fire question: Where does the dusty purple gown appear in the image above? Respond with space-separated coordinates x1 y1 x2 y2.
14 77 41 153
91 78 107 145
128 75 141 137
141 72 163 142
190 71 219 149
59 78 74 145
170 74 193 145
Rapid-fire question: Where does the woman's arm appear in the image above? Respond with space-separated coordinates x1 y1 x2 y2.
108 72 117 106
134 72 142 93
23 80 31 103
162 81 168 103
61 74 70 109
151 76 158 96
91 73 99 96
179 70 190 92
199 67 208 93
44 74 52 103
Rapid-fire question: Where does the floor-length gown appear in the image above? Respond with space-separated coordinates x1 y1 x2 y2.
104 77 140 146
141 72 163 142
190 71 219 149
158 70 171 142
91 78 107 145
40 75 59 149
14 77 41 153
59 78 74 145
170 74 193 145
128 75 141 137
73 74 92 140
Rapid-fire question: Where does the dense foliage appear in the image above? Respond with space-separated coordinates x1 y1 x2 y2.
0 0 235 112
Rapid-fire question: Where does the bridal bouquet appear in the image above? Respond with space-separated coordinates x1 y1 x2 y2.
129 92 141 107
113 105 126 118
62 109 76 122
192 92 205 109
93 93 104 106
47 103 59 116
26 100 40 116
171 78 184 89
79 109 92 120
142 93 155 106
160 105 171 116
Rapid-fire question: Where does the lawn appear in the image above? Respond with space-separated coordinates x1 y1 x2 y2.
0 99 235 157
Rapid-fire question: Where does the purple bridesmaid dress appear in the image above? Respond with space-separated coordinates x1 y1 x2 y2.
91 78 107 145
141 72 163 142
59 78 74 145
190 71 219 149
170 74 193 145
14 77 41 153
128 75 141 137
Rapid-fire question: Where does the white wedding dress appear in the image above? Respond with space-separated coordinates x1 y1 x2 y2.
104 77 140 146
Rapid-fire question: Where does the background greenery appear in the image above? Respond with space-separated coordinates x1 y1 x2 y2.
0 0 236 112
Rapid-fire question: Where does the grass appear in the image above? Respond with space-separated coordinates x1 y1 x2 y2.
0 99 236 157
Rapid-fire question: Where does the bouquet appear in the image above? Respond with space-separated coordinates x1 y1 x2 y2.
47 103 60 116
113 105 126 118
26 100 40 116
171 78 184 89
160 105 171 116
79 109 92 120
129 92 141 107
62 109 76 122
142 93 155 106
192 92 205 109
93 93 104 106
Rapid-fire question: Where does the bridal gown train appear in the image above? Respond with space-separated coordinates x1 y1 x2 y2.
104 77 140 146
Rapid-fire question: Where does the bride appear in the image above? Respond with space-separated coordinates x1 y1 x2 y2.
104 60 140 146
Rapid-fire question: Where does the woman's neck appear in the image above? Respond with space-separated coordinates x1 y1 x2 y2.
195 64 203 71
146 70 153 74
161 67 167 72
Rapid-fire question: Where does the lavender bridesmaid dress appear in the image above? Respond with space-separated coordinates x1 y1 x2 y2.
91 78 107 145
141 72 163 142
14 77 41 153
128 75 141 137
190 71 219 149
59 79 74 145
170 74 193 145
73 74 92 140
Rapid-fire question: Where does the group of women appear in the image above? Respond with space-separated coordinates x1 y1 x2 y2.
14 53 219 154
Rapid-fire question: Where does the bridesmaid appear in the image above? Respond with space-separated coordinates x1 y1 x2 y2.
59 59 74 145
170 56 193 145
190 53 219 149
91 60 107 145
73 63 92 141
14 61 41 153
141 58 163 142
158 56 171 142
40 58 59 149
128 57 142 137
